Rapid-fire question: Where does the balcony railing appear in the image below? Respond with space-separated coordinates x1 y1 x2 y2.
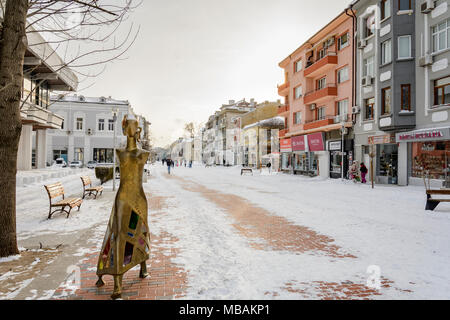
279 129 288 138
304 84 337 105
277 82 290 96
278 105 289 113
303 114 350 130
304 52 338 78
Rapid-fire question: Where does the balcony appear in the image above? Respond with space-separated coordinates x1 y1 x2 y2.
304 52 338 78
279 129 288 138
304 116 335 130
303 84 337 105
278 105 289 114
277 82 290 96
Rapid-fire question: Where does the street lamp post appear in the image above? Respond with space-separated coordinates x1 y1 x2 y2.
112 108 118 191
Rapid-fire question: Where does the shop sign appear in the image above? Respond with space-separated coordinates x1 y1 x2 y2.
396 128 450 143
328 140 342 151
308 133 325 152
280 138 292 152
368 134 395 145
292 135 306 152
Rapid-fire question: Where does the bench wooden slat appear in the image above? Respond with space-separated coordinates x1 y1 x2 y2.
44 182 83 219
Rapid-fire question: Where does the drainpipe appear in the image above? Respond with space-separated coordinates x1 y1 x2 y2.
345 6 357 119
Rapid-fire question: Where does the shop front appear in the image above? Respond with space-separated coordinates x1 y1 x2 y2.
328 139 353 179
280 138 292 172
396 127 450 187
368 134 398 185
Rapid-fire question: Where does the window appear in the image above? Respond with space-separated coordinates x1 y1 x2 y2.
382 87 391 115
294 59 303 73
76 117 83 131
398 35 412 59
337 99 349 116
74 148 84 162
381 39 392 65
401 84 411 111
381 0 391 20
294 112 302 125
398 0 411 11
338 33 349 50
317 107 326 120
432 18 450 53
337 66 349 83
365 97 375 120
317 47 327 60
317 77 326 90
98 119 105 131
294 86 303 99
434 76 450 105
364 56 375 77
108 119 115 131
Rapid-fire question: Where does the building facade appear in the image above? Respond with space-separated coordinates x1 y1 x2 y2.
47 95 134 165
15 26 78 170
278 11 355 179
394 0 450 187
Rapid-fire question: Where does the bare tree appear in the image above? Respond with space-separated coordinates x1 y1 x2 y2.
0 0 141 257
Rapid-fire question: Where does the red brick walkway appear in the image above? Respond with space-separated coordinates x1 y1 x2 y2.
53 195 188 300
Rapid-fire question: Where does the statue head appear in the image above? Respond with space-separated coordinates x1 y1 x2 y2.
122 115 142 142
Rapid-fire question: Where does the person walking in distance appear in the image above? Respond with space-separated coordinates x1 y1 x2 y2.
267 161 272 174
167 159 172 175
360 162 368 184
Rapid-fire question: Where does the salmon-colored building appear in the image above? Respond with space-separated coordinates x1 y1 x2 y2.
278 11 355 179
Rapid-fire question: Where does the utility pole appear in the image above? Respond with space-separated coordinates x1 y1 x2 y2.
370 144 375 189
112 108 118 191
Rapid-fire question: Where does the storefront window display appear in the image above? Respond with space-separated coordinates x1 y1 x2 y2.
412 141 450 180
281 153 291 170
377 144 398 184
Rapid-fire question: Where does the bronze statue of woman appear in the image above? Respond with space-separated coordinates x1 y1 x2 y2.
95 115 150 299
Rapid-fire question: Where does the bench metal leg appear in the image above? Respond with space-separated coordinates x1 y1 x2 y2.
426 194 440 211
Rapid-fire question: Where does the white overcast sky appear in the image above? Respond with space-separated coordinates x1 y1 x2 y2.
80 0 352 148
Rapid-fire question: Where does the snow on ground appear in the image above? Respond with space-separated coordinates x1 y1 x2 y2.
145 164 450 299
16 168 113 240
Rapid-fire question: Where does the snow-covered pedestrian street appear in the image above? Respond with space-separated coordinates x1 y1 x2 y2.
3 164 450 300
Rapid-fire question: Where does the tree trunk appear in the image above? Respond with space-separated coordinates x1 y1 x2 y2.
0 0 29 258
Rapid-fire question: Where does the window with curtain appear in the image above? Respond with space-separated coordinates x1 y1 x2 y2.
365 97 375 120
294 86 303 99
401 84 411 111
294 59 303 73
294 112 302 125
382 87 391 115
337 66 349 83
337 99 349 116
364 56 375 77
317 107 326 120
434 76 450 106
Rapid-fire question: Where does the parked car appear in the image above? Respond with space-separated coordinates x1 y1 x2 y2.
87 161 97 169
54 158 67 168
69 161 83 169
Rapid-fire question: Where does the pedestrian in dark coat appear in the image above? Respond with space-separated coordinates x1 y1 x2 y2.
360 163 368 184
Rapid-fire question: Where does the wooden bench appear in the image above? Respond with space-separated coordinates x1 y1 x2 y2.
44 182 83 219
241 168 253 176
81 176 104 199
426 189 450 211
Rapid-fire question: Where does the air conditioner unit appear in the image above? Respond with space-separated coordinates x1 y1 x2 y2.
352 106 361 115
421 0 435 13
361 76 373 87
310 104 317 111
358 39 367 49
419 54 433 67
